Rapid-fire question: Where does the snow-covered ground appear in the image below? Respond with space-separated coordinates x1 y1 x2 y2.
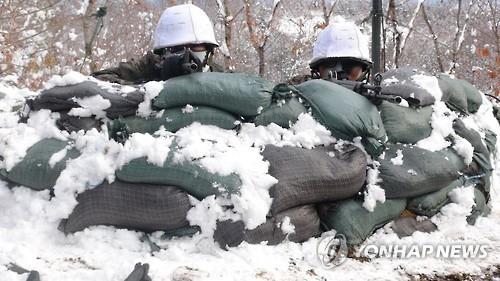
1 76 500 281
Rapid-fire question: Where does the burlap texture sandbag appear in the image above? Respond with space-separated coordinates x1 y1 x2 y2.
116 143 241 199
56 111 103 132
214 205 320 248
291 79 387 143
379 101 433 144
153 72 273 116
4 138 80 191
30 81 144 118
60 181 191 234
408 178 490 223
108 106 238 135
379 144 466 198
263 144 367 214
453 120 493 175
253 97 307 128
318 198 407 245
391 216 437 238
438 74 482 114
407 179 464 217
380 68 437 107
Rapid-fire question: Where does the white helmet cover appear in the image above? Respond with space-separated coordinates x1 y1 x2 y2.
310 21 371 68
154 4 219 50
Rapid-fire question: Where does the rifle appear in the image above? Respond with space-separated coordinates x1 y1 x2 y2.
326 73 403 105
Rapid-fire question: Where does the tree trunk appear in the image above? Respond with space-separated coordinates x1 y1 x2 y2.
421 4 444 72
258 46 265 77
82 0 98 73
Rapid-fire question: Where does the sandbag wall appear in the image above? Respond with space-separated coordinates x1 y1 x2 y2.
6 69 496 247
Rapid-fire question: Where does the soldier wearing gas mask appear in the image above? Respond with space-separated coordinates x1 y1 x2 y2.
92 4 221 85
289 21 372 85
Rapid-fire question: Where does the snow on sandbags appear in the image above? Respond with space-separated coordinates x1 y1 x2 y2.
380 68 483 114
152 72 274 117
438 74 483 114
263 144 366 215
379 101 433 144
59 180 191 234
290 79 387 155
381 68 437 107
318 198 407 245
214 205 320 248
468 188 489 225
1 138 80 191
108 106 239 137
407 179 464 217
453 120 494 176
379 144 466 198
116 143 241 199
253 97 308 128
407 178 489 224
29 81 144 119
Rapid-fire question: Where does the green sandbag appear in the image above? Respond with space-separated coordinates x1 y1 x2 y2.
109 106 238 135
438 74 468 113
379 144 466 198
292 80 387 143
407 178 465 217
254 97 307 128
459 79 482 113
485 130 497 155
318 198 407 245
116 145 241 199
5 138 80 191
453 120 493 177
153 72 273 117
409 180 489 224
379 101 433 144
468 188 489 225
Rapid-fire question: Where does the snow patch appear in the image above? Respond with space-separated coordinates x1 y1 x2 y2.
48 147 68 168
390 149 404 165
43 71 87 89
68 95 111 118
362 161 386 212
279 216 295 235
137 81 164 117
411 74 443 101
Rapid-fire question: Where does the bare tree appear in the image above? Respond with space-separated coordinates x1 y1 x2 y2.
82 0 100 72
449 0 475 74
421 3 444 72
215 0 244 70
387 0 423 68
243 0 281 77
319 0 339 26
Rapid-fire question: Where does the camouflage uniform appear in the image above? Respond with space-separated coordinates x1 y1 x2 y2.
92 52 224 85
287 74 313 85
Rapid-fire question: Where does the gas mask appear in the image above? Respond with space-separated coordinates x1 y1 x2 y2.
157 47 204 80
312 59 370 82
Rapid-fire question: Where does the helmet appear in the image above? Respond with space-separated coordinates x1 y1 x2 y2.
310 21 372 69
153 4 219 50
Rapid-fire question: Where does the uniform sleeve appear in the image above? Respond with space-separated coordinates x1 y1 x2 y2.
287 74 312 85
92 52 163 84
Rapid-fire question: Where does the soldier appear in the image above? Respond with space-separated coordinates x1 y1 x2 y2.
92 4 221 85
289 21 372 85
